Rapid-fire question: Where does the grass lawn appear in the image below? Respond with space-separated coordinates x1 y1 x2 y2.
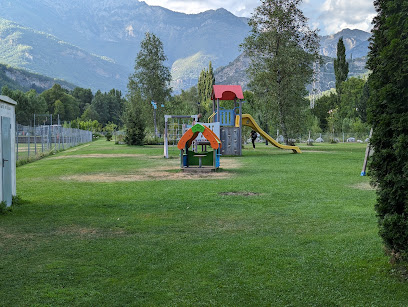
1 139 408 305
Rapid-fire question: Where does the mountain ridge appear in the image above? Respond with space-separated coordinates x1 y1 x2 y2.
0 17 129 92
0 1 371 94
215 28 371 92
0 63 76 92
0 0 251 92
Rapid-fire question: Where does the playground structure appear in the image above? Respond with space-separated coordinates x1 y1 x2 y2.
177 123 221 171
240 114 302 153
164 115 198 159
209 85 301 155
166 85 301 171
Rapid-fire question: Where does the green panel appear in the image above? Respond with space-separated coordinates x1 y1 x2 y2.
191 124 205 133
2 116 12 207
187 150 213 166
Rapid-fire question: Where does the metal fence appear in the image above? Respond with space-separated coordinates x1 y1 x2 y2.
246 131 371 145
16 123 93 161
304 132 371 143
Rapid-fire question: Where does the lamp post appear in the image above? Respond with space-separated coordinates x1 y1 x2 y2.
151 101 158 137
151 101 165 137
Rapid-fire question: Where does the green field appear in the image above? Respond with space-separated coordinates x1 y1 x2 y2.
1 140 408 306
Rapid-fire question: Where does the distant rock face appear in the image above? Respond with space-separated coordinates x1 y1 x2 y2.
319 28 371 58
214 53 251 89
0 63 75 92
215 29 371 92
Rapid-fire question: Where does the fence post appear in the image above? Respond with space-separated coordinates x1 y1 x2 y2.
16 124 19 161
28 129 30 158
47 126 50 150
34 125 37 156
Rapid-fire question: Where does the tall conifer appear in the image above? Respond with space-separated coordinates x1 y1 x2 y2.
198 62 215 116
334 37 349 101
367 0 408 262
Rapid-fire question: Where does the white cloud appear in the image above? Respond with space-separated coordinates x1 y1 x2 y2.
142 0 258 17
318 0 376 34
142 0 376 35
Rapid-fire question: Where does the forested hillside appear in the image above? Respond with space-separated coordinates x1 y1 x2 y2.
0 63 75 92
0 18 128 92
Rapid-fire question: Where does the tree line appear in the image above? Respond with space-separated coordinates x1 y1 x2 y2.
1 84 125 128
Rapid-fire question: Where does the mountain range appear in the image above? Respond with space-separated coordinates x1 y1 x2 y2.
0 0 371 94
215 28 371 92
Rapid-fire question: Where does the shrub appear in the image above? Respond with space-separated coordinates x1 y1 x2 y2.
0 201 12 215
105 132 112 141
144 135 164 145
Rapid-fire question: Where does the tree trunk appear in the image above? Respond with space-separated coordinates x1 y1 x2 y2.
277 79 288 144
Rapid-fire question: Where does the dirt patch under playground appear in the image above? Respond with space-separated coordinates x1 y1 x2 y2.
60 157 241 182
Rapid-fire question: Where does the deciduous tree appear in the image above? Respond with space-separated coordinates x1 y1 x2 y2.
2 87 47 125
128 32 171 131
241 0 320 144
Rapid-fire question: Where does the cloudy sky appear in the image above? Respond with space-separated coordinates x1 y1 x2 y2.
142 0 376 35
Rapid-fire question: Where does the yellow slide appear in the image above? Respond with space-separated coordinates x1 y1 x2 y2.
238 114 302 154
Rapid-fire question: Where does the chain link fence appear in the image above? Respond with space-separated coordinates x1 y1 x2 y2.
16 124 93 161
246 131 371 145
303 132 371 144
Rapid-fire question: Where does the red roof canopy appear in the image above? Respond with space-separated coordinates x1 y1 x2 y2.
211 85 244 100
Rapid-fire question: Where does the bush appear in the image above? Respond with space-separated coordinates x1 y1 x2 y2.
105 132 112 141
144 135 164 145
0 201 12 215
115 134 125 145
93 132 102 141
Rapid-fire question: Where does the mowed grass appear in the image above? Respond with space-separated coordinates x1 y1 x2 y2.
1 139 408 306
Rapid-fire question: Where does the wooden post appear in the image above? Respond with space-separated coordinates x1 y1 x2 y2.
361 128 373 176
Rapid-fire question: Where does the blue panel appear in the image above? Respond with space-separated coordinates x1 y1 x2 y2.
219 109 234 126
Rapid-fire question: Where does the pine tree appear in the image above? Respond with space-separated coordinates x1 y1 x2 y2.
367 0 408 262
334 37 349 101
123 90 146 146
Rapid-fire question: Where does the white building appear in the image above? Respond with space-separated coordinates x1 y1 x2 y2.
0 95 17 207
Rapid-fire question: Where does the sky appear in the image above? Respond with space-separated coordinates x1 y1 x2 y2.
142 0 376 35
